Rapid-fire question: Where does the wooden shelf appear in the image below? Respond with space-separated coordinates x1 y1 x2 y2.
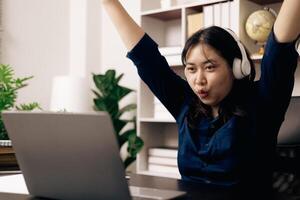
139 118 176 123
142 8 181 20
141 0 229 20
247 0 283 5
0 147 19 170
0 147 14 154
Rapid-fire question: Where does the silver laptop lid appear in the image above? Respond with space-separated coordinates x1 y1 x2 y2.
2 111 131 200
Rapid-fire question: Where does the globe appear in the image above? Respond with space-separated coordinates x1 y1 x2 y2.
245 8 276 46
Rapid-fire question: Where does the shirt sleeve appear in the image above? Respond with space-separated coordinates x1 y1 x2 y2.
256 28 299 117
126 34 192 120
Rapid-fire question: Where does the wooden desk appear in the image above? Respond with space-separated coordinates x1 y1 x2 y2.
0 173 290 200
0 147 19 170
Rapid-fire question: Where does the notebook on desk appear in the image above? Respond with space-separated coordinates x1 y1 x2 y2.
1 111 186 200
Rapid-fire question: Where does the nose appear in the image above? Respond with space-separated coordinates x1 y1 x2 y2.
195 71 206 85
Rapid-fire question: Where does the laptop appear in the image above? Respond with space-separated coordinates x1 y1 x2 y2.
1 111 186 200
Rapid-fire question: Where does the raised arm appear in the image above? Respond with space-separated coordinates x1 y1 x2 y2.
274 0 300 42
101 0 145 51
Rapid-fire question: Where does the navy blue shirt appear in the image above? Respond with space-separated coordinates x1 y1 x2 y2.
127 30 299 187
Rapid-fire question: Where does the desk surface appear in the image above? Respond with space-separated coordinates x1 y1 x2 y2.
0 173 290 200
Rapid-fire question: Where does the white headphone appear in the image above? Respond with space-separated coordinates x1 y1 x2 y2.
296 37 300 56
224 29 251 80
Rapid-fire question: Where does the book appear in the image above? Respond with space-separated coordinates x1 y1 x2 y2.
148 147 178 158
148 164 180 174
221 1 230 29
148 156 178 166
153 97 174 120
229 0 239 34
213 3 221 27
0 140 12 147
154 105 169 113
154 107 174 120
203 4 213 28
154 112 174 120
158 46 182 56
160 0 176 9
187 12 203 37
164 54 182 66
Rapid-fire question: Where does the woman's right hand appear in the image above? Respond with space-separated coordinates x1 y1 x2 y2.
100 0 145 51
100 0 116 4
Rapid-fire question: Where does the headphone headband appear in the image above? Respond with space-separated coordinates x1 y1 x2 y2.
296 37 300 56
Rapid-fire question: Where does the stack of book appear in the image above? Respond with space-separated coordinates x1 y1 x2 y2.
158 46 182 66
203 1 236 31
186 1 235 39
0 140 12 147
153 97 174 120
148 147 180 177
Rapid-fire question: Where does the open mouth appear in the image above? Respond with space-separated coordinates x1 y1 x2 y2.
198 90 209 98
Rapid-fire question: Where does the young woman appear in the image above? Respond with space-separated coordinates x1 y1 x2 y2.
100 0 300 191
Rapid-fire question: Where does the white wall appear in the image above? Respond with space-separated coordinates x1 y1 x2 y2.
0 0 141 171
100 0 141 172
86 0 102 85
100 0 140 148
1 0 70 109
1 0 140 171
0 0 103 110
100 0 140 93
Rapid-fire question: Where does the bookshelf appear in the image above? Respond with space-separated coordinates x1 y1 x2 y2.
136 0 297 179
248 0 282 5
0 147 19 172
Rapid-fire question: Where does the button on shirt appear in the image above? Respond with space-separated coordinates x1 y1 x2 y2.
127 30 299 187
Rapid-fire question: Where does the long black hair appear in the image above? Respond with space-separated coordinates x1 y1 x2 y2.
181 26 256 129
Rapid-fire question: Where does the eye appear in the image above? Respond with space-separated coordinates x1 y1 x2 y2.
205 65 215 72
186 66 196 73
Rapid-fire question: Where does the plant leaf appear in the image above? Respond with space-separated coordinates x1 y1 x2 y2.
15 102 42 111
115 73 124 84
92 69 143 170
112 118 127 135
0 64 41 140
92 90 102 99
93 97 119 119
124 156 136 169
118 129 135 147
117 104 136 118
127 134 144 158
114 85 133 101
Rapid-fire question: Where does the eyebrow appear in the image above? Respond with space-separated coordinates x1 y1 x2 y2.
186 59 216 66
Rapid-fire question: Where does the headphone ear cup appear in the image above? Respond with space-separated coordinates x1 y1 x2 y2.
225 28 251 80
296 37 300 56
242 60 251 77
232 58 243 79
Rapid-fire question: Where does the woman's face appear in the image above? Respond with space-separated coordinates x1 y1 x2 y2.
184 43 234 115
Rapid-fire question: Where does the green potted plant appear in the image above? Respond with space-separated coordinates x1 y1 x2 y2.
0 64 41 141
0 64 41 170
92 69 144 170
